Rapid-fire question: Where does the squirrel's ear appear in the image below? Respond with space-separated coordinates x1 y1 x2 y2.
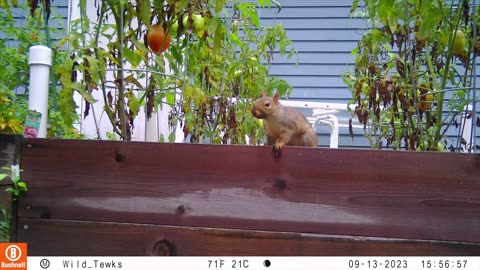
261 91 267 98
273 92 280 104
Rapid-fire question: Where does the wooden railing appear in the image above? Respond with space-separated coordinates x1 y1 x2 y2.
1 135 479 255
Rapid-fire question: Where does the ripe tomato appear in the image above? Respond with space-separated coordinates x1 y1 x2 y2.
418 93 434 112
147 25 171 53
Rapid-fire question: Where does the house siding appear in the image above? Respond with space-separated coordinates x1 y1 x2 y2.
261 0 479 149
2 0 68 41
260 0 367 148
1 0 68 95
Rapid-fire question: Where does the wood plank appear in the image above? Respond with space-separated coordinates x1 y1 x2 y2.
19 139 480 243
17 218 480 256
0 191 12 242
0 134 22 185
0 134 22 243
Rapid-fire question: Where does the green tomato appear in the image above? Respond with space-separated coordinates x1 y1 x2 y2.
195 29 205 38
419 140 428 151
232 20 238 33
257 119 264 128
452 30 466 56
234 70 242 79
171 20 178 33
193 14 205 32
437 142 445 152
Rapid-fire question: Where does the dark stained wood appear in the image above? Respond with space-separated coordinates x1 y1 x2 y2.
0 191 12 241
17 218 480 256
19 138 480 244
0 134 22 242
0 134 22 185
0 192 11 217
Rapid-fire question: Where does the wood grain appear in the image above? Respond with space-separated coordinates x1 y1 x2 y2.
0 134 22 242
0 191 12 242
18 138 480 244
0 134 22 185
18 218 480 256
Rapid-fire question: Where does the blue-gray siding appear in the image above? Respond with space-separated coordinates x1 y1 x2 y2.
1 0 68 44
261 0 480 149
259 0 366 148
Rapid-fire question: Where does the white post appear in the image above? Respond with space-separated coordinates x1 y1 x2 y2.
462 104 473 152
145 103 184 142
28 45 52 138
145 111 159 142
328 114 339 148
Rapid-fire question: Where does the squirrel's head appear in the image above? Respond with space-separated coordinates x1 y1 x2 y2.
251 91 281 119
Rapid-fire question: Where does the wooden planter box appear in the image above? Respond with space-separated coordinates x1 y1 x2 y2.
1 135 479 255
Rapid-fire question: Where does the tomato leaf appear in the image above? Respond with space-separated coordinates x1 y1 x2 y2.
271 0 282 13
166 93 175 106
132 38 148 53
17 181 27 191
139 0 151 28
213 21 226 54
417 5 442 39
215 0 226 14
123 47 142 68
0 174 8 182
350 0 360 13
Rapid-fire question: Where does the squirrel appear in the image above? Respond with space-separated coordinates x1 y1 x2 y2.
251 91 318 157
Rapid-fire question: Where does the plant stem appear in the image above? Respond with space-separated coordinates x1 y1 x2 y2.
94 1 124 139
106 0 127 140
425 42 441 92
79 0 101 139
434 4 463 143
41 0 59 135
403 0 420 149
116 3 127 140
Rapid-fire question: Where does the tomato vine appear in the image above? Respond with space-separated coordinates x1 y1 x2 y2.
54 0 297 143
345 0 478 151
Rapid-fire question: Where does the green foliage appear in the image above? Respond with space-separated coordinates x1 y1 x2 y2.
0 167 28 200
344 0 475 151
0 165 26 243
0 2 81 137
0 209 9 243
0 85 26 134
0 8 30 134
57 0 297 143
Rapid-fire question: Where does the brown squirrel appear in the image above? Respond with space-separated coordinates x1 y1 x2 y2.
251 92 318 157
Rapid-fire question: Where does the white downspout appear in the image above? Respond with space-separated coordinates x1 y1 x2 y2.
28 45 52 138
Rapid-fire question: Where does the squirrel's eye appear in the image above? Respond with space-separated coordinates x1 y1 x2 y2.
265 102 270 108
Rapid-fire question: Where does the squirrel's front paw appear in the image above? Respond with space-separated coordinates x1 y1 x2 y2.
272 143 283 158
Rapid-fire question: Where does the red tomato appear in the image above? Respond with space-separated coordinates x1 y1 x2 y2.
147 25 171 53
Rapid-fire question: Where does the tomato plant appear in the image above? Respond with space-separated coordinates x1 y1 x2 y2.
345 0 477 151
53 0 296 143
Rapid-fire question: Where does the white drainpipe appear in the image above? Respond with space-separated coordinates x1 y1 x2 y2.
28 45 52 138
